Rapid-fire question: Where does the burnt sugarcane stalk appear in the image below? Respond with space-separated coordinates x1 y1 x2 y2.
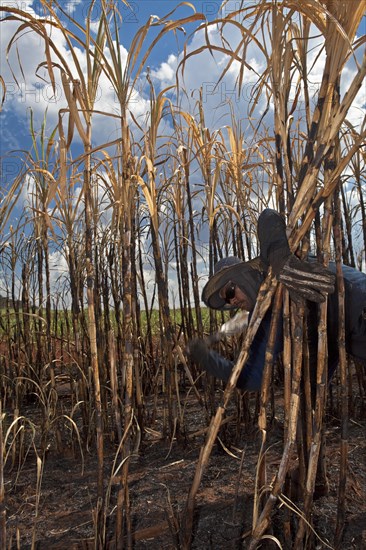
333 191 348 548
288 50 366 236
294 200 333 547
282 292 291 438
249 302 305 550
270 8 295 215
294 308 328 548
180 274 278 549
0 400 5 550
84 162 105 548
356 180 366 265
180 146 203 336
254 285 283 524
116 125 135 550
109 330 122 442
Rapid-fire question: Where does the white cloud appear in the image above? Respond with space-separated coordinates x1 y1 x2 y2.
150 54 177 87
64 0 83 16
48 249 70 295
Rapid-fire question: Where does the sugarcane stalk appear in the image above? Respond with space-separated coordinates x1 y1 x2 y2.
117 118 135 548
0 400 5 550
254 285 283 524
293 305 327 546
288 50 366 236
293 199 333 547
109 330 122 442
248 302 305 549
180 274 278 549
340 185 356 267
84 160 105 547
333 191 348 548
282 292 291 439
270 7 294 215
355 169 366 264
180 146 204 336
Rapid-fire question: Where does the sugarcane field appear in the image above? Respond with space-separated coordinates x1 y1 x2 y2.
0 1 365 549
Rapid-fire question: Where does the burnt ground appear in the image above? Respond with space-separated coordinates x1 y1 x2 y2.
3 387 366 550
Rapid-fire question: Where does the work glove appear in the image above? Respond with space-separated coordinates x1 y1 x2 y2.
258 209 335 304
271 252 336 303
186 338 211 370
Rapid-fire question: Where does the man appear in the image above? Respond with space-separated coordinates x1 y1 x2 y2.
188 209 366 391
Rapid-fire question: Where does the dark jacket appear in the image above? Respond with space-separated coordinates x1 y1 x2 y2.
204 210 366 391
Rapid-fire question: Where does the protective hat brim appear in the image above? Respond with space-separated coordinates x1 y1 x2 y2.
202 258 265 310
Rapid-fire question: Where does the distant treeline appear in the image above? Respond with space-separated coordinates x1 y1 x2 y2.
0 295 23 309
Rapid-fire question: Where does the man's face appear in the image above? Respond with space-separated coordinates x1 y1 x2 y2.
219 281 252 311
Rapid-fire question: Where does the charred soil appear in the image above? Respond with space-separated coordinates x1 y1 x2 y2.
3 385 366 549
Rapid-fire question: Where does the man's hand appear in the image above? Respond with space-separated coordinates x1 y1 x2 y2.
257 209 336 303
186 339 211 370
276 254 336 303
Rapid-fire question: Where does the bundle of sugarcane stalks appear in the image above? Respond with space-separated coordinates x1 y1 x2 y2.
0 1 365 549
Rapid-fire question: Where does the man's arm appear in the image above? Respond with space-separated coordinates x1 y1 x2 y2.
187 341 264 391
257 209 335 303
258 209 290 269
187 311 283 391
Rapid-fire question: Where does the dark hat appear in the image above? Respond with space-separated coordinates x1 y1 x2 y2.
201 256 266 310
